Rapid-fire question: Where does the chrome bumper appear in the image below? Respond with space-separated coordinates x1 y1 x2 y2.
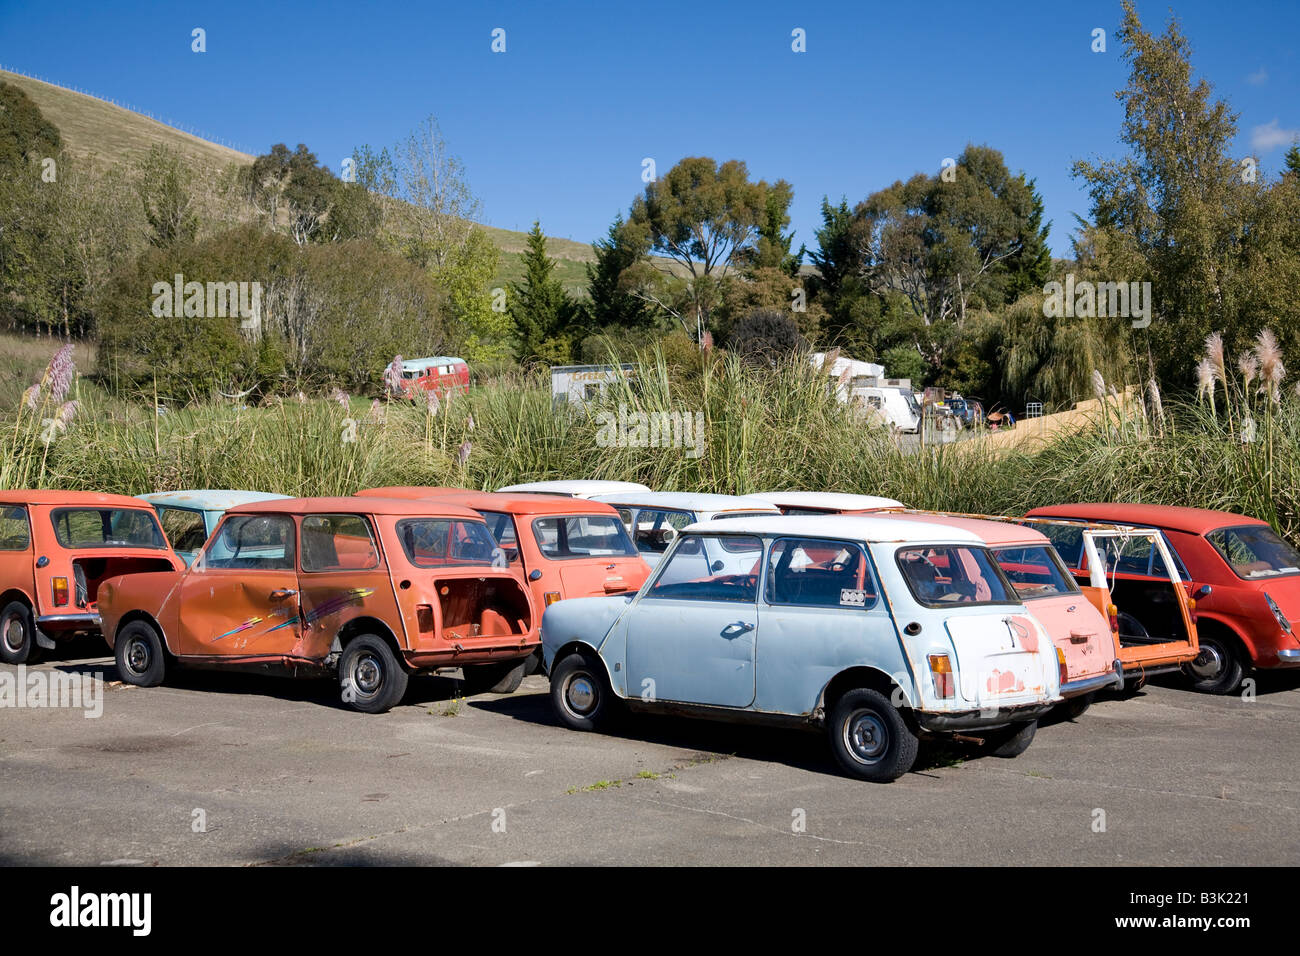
916 700 1057 732
1061 659 1125 698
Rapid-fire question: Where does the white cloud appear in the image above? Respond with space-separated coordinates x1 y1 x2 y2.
1246 66 1268 85
1250 119 1299 152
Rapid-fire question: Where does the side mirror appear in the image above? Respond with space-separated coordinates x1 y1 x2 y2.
661 527 677 544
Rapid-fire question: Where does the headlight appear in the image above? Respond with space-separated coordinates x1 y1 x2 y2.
1266 594 1292 634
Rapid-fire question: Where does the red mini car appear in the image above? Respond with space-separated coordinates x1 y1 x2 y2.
1027 503 1300 693
96 497 538 712
0 491 181 663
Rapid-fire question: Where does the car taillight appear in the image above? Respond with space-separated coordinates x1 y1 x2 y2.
1266 594 1292 635
1108 603 1119 634
544 592 562 606
1056 646 1068 686
416 604 435 633
927 654 954 699
52 576 69 606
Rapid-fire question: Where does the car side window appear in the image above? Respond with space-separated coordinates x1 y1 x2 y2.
158 507 207 554
301 514 381 572
646 534 763 603
0 505 31 550
1036 522 1085 568
766 537 876 609
631 509 693 555
202 515 296 571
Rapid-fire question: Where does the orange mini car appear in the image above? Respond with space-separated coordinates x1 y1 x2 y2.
96 497 538 712
0 491 181 663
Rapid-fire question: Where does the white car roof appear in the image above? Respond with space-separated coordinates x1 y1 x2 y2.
495 480 652 498
683 514 984 545
592 491 780 516
136 490 291 510
747 491 905 511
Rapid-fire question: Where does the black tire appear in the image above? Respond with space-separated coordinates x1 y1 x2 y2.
0 601 38 665
1185 631 1247 695
523 647 542 676
550 652 617 732
463 657 527 695
826 687 919 783
1061 692 1093 720
984 720 1037 758
115 620 166 687
339 634 409 713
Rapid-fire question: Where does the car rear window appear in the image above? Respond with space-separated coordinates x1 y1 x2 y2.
0 505 31 551
50 508 166 550
532 515 637 559
302 514 382 571
1206 524 1300 580
396 518 499 567
993 545 1080 599
896 545 1017 607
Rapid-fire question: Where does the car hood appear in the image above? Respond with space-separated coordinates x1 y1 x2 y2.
540 593 634 656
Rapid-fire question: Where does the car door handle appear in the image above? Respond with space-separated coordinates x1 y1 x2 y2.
270 588 297 600
721 621 755 638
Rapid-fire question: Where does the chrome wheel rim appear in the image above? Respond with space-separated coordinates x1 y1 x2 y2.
1189 642 1225 680
563 672 597 717
125 637 150 674
843 709 889 765
2 615 24 653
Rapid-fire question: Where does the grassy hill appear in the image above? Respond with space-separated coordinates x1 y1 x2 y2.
0 69 625 295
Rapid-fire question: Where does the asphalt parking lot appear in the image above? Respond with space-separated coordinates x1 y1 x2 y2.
1 643 1298 866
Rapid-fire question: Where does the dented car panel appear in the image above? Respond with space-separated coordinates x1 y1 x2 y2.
96 497 539 702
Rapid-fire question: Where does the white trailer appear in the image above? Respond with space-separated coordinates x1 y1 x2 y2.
811 353 920 433
550 364 635 407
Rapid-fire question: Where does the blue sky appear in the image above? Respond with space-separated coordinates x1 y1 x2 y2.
1 0 1296 256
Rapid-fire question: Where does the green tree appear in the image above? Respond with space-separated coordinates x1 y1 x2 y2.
137 145 199 248
0 80 61 167
629 157 771 343
584 214 654 329
728 308 806 367
511 221 577 362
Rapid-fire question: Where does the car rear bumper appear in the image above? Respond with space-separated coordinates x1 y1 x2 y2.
36 613 101 632
1061 659 1125 697
916 700 1057 732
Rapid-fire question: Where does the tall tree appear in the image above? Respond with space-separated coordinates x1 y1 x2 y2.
137 145 199 248
584 214 654 329
629 157 770 343
511 221 576 361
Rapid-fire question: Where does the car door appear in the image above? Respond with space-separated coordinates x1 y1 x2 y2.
297 512 401 656
624 532 762 708
177 512 302 658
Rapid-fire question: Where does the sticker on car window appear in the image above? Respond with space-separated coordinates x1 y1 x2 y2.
840 589 867 607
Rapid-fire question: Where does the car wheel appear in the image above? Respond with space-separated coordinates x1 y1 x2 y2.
339 634 409 713
0 601 38 665
984 720 1037 758
115 620 166 687
463 657 527 695
550 652 617 732
1062 692 1093 720
523 647 542 676
827 687 918 783
1185 631 1246 695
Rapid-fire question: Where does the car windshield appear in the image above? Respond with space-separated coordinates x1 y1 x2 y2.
397 518 500 567
993 545 1080 599
50 508 166 549
1206 524 1300 579
532 515 637 559
896 545 1017 607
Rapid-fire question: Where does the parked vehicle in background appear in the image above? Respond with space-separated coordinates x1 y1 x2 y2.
357 488 649 676
549 364 635 407
876 513 1123 715
852 380 922 433
746 491 904 515
397 356 470 399
946 397 984 428
138 490 291 566
543 515 1062 782
495 480 651 498
589 491 780 567
1027 503 1300 694
0 491 182 664
97 497 538 712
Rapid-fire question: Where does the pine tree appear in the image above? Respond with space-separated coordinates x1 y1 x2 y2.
510 221 575 361
1285 142 1300 178
584 214 652 329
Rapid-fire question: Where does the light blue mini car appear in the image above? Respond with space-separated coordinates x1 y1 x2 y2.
542 514 1063 782
136 490 291 566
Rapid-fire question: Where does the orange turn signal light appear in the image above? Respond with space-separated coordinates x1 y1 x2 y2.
927 654 955 699
543 592 562 606
52 576 69 607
